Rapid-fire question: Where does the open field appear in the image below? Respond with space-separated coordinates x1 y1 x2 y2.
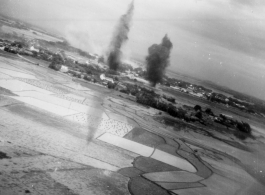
0 54 264 194
0 24 63 42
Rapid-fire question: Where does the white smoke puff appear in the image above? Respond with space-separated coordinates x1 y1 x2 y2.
64 23 104 55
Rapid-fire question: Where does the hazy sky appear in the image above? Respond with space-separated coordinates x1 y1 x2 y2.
1 0 265 100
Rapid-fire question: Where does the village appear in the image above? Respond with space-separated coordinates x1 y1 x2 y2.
0 36 263 119
1 6 265 194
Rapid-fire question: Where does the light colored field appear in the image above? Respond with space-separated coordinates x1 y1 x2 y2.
98 133 196 172
0 109 125 171
98 133 154 157
11 96 80 116
12 90 109 118
0 80 52 94
1 25 63 42
0 60 33 74
106 111 128 123
0 67 36 79
64 83 91 91
0 72 12 79
62 94 86 101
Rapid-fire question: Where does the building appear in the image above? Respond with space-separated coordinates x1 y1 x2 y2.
100 74 114 83
60 65 69 73
29 46 39 53
189 92 204 98
170 86 181 90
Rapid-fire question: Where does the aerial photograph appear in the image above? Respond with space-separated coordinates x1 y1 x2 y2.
0 0 265 194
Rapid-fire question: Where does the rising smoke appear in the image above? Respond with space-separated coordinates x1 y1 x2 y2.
107 1 134 71
146 34 173 87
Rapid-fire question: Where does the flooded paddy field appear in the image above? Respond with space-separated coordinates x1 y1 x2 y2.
0 55 264 194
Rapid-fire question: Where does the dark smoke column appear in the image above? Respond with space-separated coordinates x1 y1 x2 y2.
146 34 173 87
107 1 134 71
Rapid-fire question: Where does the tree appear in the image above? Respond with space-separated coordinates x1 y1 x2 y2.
236 121 251 134
194 105 202 112
205 108 214 116
107 82 116 89
48 54 63 71
195 111 203 119
48 62 61 71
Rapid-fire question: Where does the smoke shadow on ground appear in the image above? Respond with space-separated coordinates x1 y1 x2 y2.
84 84 112 144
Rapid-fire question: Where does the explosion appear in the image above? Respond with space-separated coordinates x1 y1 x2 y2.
107 1 134 71
146 34 173 87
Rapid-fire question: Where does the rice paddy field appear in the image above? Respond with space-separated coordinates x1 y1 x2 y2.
0 24 63 42
0 52 264 194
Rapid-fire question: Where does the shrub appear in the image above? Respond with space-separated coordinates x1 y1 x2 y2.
163 94 175 103
84 75 91 81
194 105 202 111
205 108 214 116
236 121 251 134
184 114 191 122
168 104 178 117
130 89 138 96
107 82 116 89
176 108 187 119
120 89 129 94
157 101 169 112
195 111 203 119
136 92 157 107
48 63 61 71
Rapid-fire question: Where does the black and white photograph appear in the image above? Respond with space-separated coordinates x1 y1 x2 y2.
0 0 264 194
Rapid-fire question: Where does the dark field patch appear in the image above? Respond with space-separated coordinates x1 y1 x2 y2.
129 177 170 195
5 104 84 136
176 139 194 153
133 157 182 173
177 150 212 179
118 167 144 178
157 181 204 190
222 140 251 152
124 127 166 147
13 171 79 195
0 151 10 159
156 144 180 157
0 87 17 96
164 137 180 149
6 104 66 129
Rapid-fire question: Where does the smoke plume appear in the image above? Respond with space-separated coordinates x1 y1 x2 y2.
146 34 173 87
107 1 134 71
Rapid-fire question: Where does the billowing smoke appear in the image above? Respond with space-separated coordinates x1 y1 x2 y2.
64 24 104 55
146 34 173 87
107 1 134 71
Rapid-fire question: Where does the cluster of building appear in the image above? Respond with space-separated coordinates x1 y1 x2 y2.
0 38 52 58
170 84 207 99
168 77 256 114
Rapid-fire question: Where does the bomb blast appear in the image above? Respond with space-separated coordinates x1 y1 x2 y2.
107 1 134 71
146 34 173 87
